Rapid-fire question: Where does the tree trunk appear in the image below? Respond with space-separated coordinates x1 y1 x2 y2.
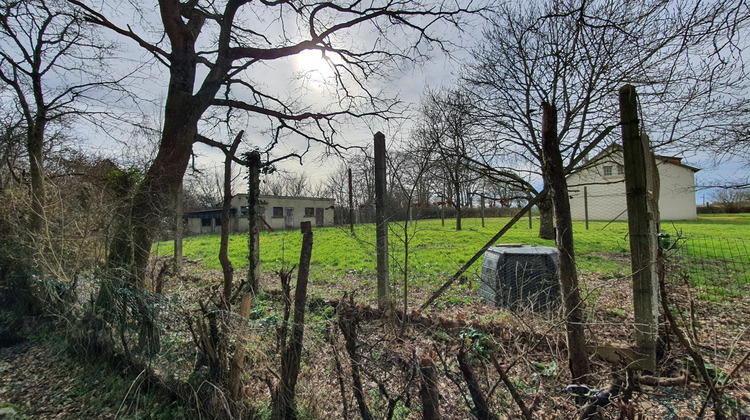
541 101 590 383
454 181 462 231
537 188 555 240
105 35 206 285
27 122 45 236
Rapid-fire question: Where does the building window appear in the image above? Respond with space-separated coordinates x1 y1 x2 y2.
215 217 222 226
304 207 315 217
603 165 613 176
201 218 211 227
273 207 283 218
240 206 248 215
617 164 624 175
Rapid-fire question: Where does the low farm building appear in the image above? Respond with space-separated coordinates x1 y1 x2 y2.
185 194 335 235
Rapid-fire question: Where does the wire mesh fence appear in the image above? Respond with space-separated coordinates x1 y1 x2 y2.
662 233 750 295
7 213 750 419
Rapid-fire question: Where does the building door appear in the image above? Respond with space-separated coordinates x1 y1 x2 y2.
316 208 324 226
285 208 294 230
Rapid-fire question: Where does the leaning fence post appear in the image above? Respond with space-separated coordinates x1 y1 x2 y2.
619 84 659 372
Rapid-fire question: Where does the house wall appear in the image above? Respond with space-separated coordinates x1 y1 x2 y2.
567 150 697 221
185 209 240 235
656 161 698 220
234 195 335 231
568 164 629 221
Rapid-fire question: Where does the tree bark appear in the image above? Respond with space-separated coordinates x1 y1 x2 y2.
105 10 212 285
27 122 45 236
541 101 590 383
247 151 261 295
537 186 555 240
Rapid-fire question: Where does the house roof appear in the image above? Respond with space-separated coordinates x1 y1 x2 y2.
584 143 700 173
186 194 335 217
236 193 334 202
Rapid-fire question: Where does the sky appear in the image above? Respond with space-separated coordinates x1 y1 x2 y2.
53 1 749 206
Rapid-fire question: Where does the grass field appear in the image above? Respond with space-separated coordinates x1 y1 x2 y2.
155 214 750 289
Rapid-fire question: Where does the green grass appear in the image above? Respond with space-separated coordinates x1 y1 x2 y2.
156 215 750 288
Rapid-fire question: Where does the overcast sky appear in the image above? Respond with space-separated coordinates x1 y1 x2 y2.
62 1 747 205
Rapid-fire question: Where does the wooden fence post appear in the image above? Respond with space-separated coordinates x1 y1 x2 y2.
173 180 183 272
619 84 659 372
246 150 261 295
349 168 354 233
528 205 532 229
584 186 589 230
419 356 441 419
374 132 390 309
480 194 485 228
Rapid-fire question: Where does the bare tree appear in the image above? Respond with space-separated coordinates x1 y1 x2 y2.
387 138 436 331
0 117 25 192
710 187 750 212
0 0 120 237
415 87 482 231
68 0 481 285
464 0 749 238
260 170 310 197
184 164 243 209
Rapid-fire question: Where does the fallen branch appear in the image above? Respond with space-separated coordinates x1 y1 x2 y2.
490 354 532 420
457 347 496 420
659 271 725 419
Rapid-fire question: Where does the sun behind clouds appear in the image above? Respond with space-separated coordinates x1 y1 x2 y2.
294 49 339 89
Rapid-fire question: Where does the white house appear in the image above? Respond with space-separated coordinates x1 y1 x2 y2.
567 145 699 221
186 194 335 235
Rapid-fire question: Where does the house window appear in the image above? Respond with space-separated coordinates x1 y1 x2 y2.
304 207 315 217
603 165 613 176
240 206 248 215
201 218 211 227
272 207 283 218
214 217 222 226
617 164 624 175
